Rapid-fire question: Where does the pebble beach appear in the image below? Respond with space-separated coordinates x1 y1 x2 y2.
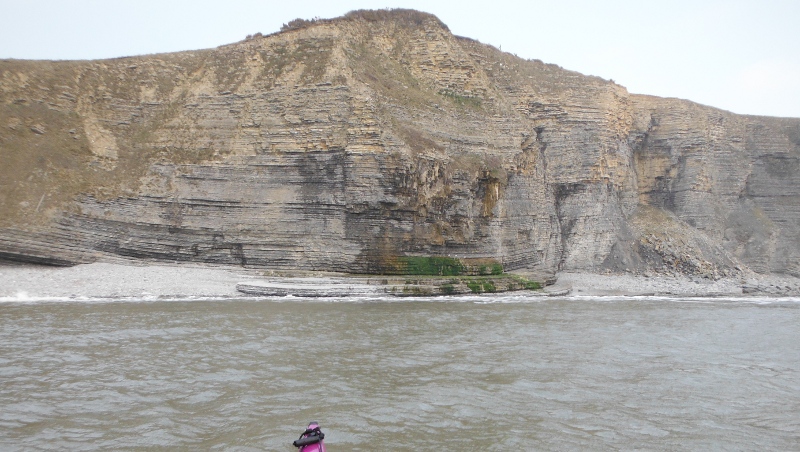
1 261 799 300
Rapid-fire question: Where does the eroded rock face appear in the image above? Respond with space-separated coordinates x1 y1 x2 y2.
1 10 798 278
628 98 800 277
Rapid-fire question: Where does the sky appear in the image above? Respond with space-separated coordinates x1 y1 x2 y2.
1 0 799 118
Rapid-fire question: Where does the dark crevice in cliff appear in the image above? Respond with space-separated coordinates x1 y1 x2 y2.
552 183 585 271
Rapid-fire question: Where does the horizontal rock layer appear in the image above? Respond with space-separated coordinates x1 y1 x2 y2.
1 10 798 278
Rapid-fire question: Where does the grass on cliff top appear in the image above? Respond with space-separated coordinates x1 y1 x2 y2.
280 9 447 33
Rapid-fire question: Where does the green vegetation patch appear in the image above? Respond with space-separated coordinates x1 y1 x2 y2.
467 280 482 293
479 262 503 276
461 258 504 276
465 278 497 293
507 274 542 290
387 256 506 277
438 89 483 109
398 256 465 276
524 280 542 290
391 273 542 296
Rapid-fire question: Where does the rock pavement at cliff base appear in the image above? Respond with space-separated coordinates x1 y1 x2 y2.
1 9 799 280
2 262 797 300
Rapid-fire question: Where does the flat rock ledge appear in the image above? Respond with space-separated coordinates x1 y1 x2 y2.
236 275 543 297
236 278 385 297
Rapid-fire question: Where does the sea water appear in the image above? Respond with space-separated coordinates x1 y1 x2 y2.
1 294 799 450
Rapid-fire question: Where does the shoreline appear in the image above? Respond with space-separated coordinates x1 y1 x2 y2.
550 271 800 298
1 261 799 300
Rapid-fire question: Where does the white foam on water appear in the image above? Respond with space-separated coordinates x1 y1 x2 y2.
0 292 250 304
557 293 800 305
0 289 797 305
0 291 63 303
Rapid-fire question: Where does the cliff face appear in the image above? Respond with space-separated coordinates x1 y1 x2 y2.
1 10 799 277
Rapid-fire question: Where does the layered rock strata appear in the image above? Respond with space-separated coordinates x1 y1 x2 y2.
1 10 798 278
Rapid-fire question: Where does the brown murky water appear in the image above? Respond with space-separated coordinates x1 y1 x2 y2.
1 295 799 450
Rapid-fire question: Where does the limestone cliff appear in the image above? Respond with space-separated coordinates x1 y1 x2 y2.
1 10 798 278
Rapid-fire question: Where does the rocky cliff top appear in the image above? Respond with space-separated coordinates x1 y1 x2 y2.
1 9 799 279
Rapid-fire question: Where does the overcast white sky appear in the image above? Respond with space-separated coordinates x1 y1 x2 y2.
1 0 798 117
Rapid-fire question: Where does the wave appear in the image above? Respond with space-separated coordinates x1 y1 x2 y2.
1 290 798 305
0 292 247 304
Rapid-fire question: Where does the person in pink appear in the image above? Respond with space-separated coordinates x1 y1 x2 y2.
292 422 326 452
